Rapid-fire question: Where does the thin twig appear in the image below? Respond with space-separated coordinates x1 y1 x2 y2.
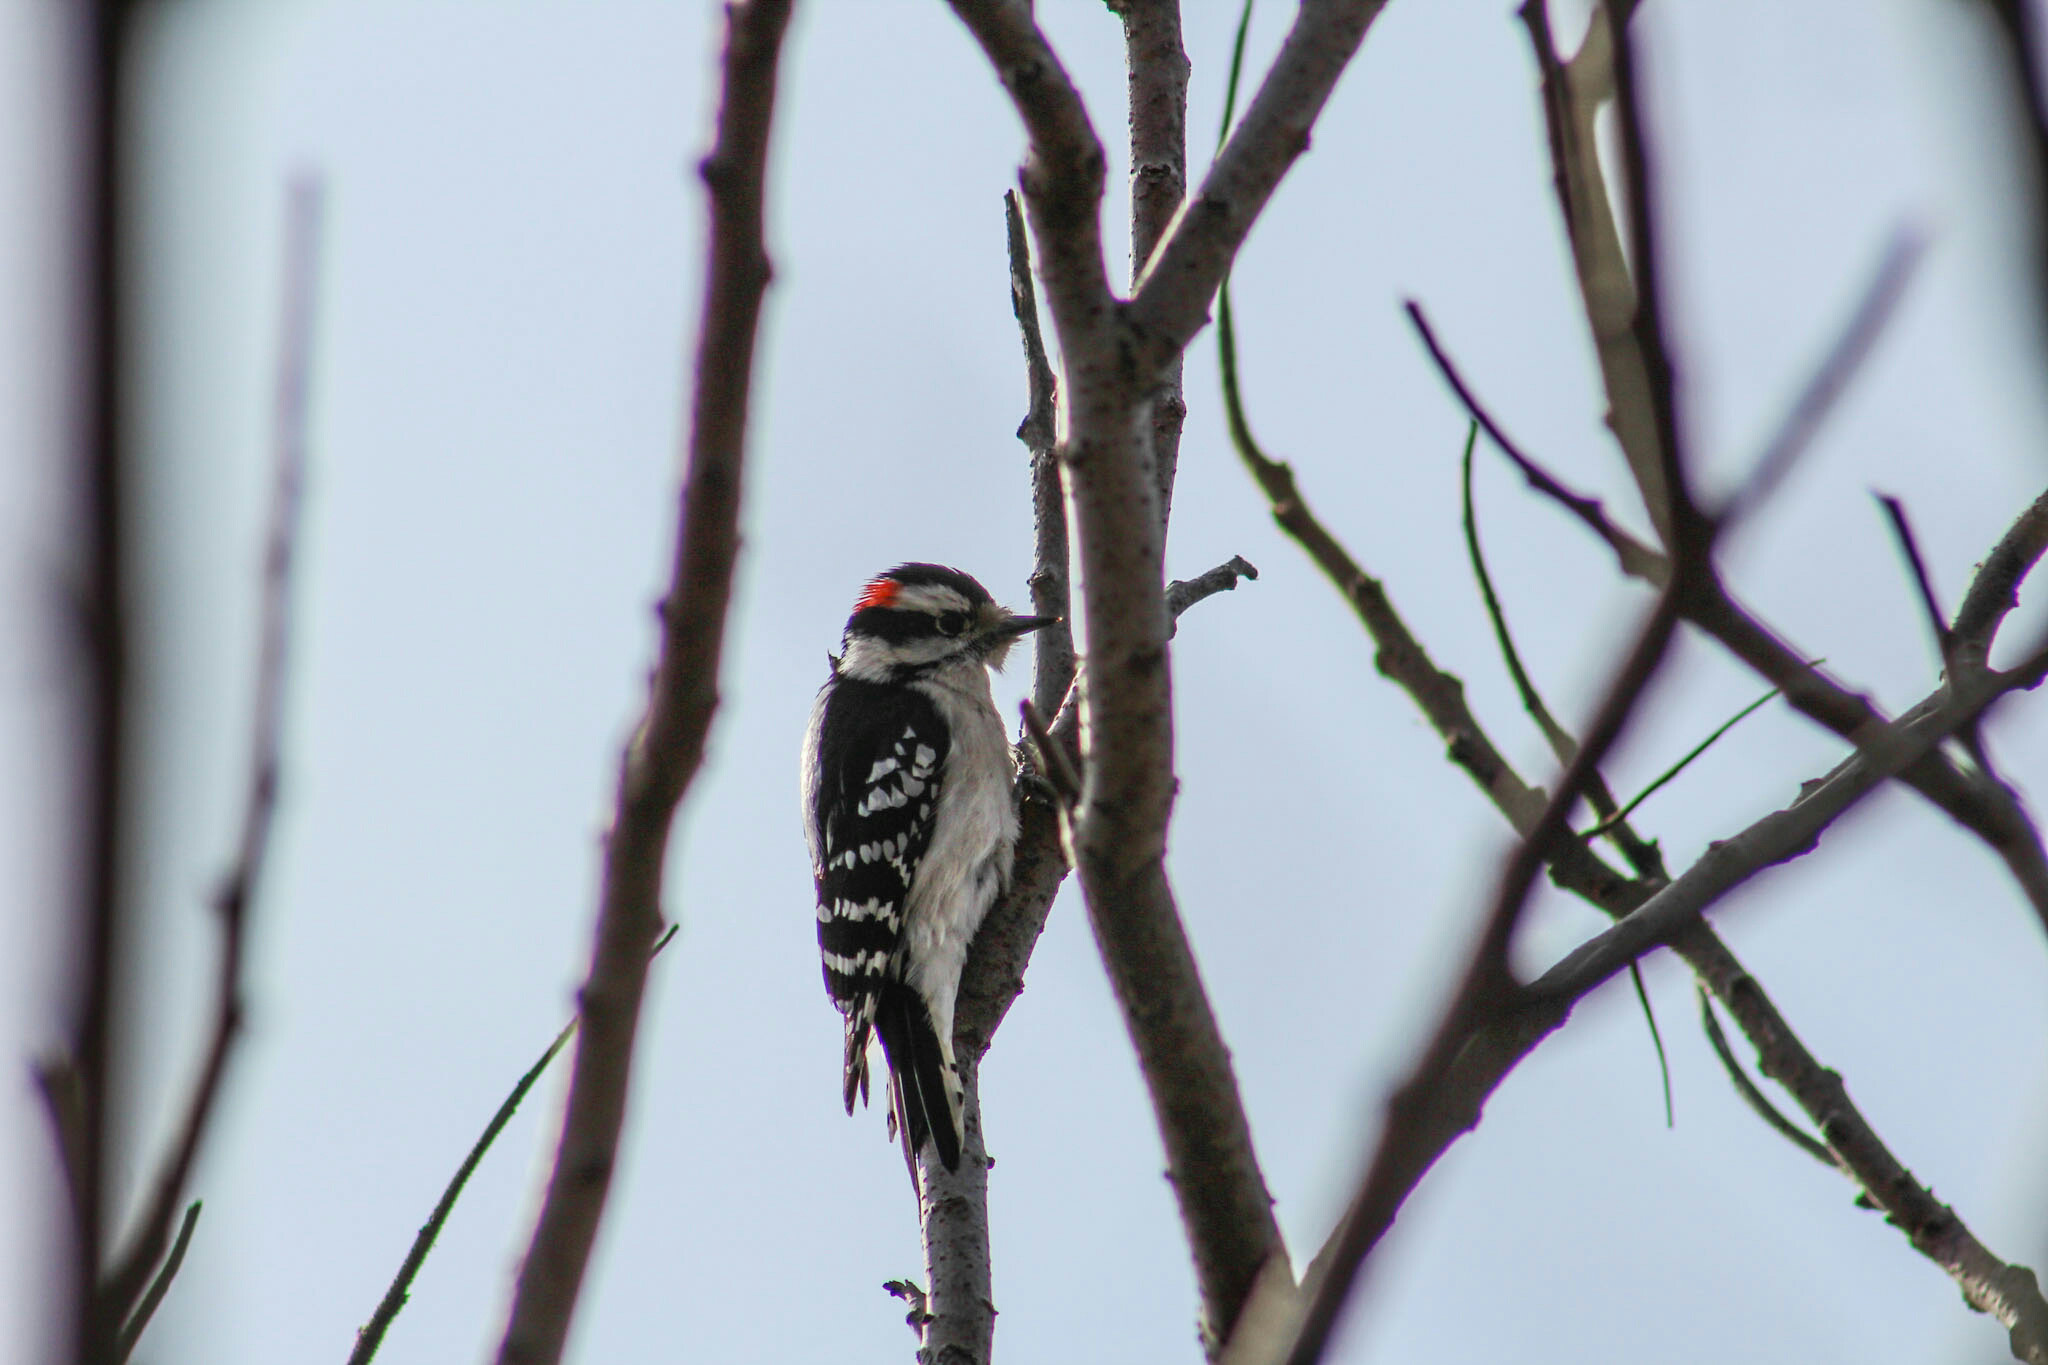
1626 963 1673 1127
493 5 791 1361
1407 301 1668 584
1216 0 1257 147
112 1202 199 1365
1695 987 1832 1167
1877 493 1955 669
98 175 324 1331
1978 0 2048 342
1022 698 1081 805
356 1024 575 1364
1580 684 1780 839
1460 421 1670 1115
1166 556 1258 630
356 925 677 1365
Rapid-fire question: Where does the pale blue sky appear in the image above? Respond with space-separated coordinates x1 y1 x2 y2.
5 1 2048 1362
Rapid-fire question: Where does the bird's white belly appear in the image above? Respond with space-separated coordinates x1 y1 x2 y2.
900 666 1017 1043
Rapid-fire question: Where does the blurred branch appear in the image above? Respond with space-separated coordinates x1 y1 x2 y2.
1523 2 1985 871
98 176 323 1341
1284 580 1689 1365
1218 221 2048 1365
1978 0 2048 338
1719 232 1923 525
69 3 131 1357
1605 1 1706 558
492 4 791 1361
1519 0 1672 542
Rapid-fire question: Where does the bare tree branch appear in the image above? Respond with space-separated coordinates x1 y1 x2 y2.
1283 580 1689 1365
946 0 1327 1344
97 175 323 1334
69 5 132 1357
1220 238 2048 1365
1720 233 1923 524
492 4 791 1359
1407 302 1667 584
1166 556 1258 627
1435 267 2048 939
1113 0 1190 523
1127 0 1393 366
1977 0 2048 339
1877 493 1959 673
1953 485 2048 661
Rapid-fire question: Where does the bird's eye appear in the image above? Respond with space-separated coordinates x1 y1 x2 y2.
936 611 969 637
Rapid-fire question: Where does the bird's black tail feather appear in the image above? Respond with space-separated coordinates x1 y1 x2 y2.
873 982 962 1172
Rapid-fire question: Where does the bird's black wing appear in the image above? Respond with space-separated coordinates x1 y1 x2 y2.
809 677 956 1166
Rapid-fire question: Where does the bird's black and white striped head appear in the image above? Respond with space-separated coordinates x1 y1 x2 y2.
834 563 1052 683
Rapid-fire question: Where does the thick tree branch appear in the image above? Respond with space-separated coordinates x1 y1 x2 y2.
96 176 322 1337
1127 0 1392 365
492 5 791 1360
947 0 1324 1346
943 1 1113 349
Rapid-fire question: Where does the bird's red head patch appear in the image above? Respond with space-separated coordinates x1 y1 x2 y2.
853 576 901 611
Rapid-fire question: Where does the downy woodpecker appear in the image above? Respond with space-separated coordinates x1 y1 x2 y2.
801 563 1052 1173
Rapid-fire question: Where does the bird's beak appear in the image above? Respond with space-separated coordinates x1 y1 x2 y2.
992 613 1058 641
